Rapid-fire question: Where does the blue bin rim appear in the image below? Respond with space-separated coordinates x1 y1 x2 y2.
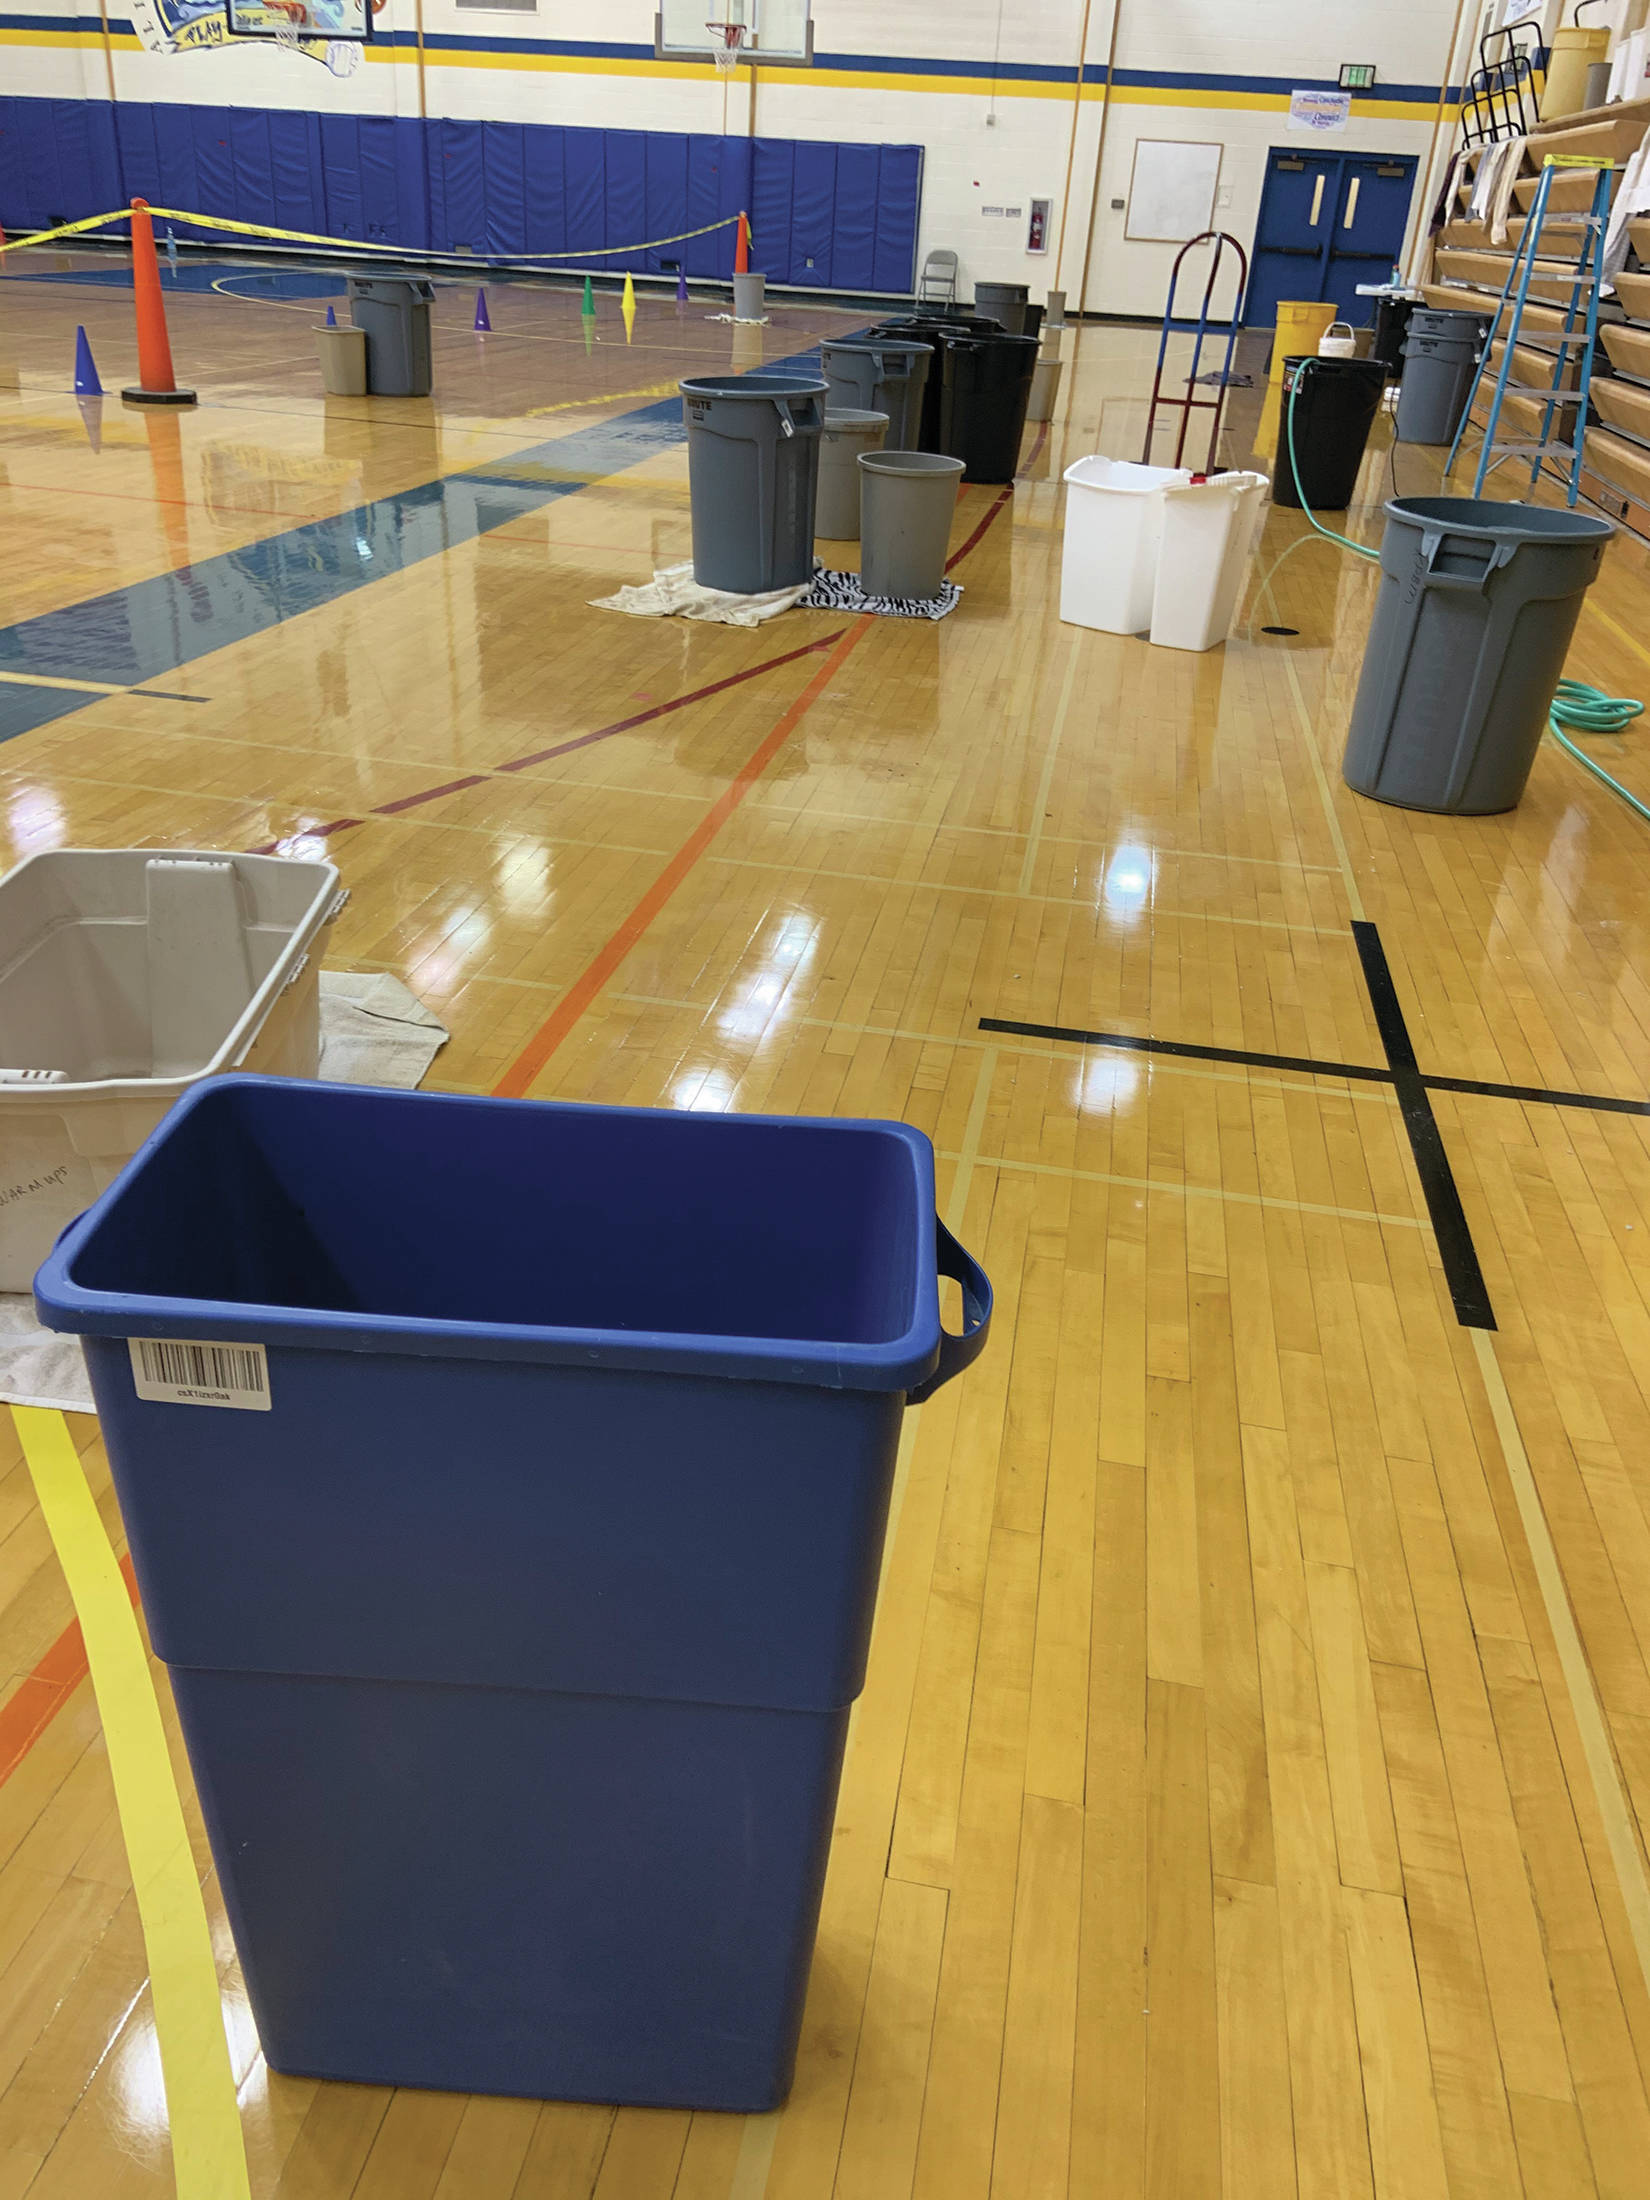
33 1078 961 1394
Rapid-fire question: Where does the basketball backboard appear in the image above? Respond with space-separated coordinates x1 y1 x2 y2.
226 0 371 40
655 0 813 64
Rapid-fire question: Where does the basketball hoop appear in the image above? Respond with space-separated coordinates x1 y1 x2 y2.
707 20 747 73
269 0 308 48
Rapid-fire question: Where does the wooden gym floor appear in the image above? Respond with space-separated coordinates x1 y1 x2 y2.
2 257 1650 2198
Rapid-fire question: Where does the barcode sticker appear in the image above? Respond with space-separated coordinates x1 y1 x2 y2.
128 1337 271 1411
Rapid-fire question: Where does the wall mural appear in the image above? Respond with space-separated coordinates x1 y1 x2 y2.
127 0 366 78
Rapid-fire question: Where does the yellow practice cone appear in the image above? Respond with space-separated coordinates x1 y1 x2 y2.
621 272 636 344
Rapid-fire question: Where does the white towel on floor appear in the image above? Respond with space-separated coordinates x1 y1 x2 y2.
0 971 449 1415
591 562 812 627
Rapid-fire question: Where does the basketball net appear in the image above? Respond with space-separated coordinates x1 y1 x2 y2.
270 0 308 49
708 20 747 74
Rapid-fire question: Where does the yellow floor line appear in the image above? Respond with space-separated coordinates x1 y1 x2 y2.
1017 637 1082 896
953 1147 1427 1229
13 1407 251 2200
1471 1335 1650 1997
0 668 139 696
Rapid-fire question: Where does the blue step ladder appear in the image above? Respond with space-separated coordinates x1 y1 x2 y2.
1445 154 1613 507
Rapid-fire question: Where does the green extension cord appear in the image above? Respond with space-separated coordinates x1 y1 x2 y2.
1283 360 1649 821
1549 680 1650 822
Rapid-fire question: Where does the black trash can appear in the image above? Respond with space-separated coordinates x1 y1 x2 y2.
934 331 1041 481
1343 497 1614 813
1275 355 1387 511
347 275 436 397
862 317 1007 450
1370 295 1417 379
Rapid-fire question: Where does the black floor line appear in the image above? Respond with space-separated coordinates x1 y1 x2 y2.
976 1018 1393 1086
979 1021 1650 1121
1418 1071 1650 1118
981 956 1650 1332
1350 922 1496 1330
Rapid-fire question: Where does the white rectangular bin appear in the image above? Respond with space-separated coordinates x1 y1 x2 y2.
1059 457 1193 635
0 849 342 1290
1149 472 1270 652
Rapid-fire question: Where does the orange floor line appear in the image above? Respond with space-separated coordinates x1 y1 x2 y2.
0 1549 141 1788
493 613 877 1100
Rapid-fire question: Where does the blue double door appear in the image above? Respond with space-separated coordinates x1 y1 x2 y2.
1245 146 1418 328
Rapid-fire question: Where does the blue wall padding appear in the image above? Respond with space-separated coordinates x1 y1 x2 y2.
0 97 923 290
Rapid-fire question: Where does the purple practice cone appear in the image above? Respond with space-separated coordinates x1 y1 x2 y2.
73 325 102 397
474 287 491 333
676 266 689 306
325 303 337 327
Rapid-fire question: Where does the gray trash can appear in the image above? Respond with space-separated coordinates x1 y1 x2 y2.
1396 309 1487 445
680 373 828 592
820 340 933 450
347 276 436 398
1410 307 1489 342
974 282 1029 336
816 409 889 540
858 451 965 601
1343 497 1614 814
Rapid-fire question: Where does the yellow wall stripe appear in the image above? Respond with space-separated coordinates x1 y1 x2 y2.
13 1406 252 2200
0 31 1439 120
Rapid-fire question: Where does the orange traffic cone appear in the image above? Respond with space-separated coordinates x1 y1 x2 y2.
121 199 195 407
735 212 750 274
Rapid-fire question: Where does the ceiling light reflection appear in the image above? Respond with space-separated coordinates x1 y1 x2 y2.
1075 1055 1141 1117
1100 845 1155 919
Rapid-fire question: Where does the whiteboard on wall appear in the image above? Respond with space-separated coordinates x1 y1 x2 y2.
1124 140 1223 243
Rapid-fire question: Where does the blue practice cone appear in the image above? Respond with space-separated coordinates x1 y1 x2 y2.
73 325 102 397
474 287 491 333
325 303 337 327
676 265 689 306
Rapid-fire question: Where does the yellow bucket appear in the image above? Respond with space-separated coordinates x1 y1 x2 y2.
1270 301 1338 384
1539 27 1609 124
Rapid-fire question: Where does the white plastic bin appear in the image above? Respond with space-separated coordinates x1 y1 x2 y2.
1149 472 1270 652
1059 457 1193 635
0 849 342 1288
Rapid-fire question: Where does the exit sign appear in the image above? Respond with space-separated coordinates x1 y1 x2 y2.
1339 63 1377 89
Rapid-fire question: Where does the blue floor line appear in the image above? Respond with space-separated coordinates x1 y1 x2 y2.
0 395 694 745
0 348 824 748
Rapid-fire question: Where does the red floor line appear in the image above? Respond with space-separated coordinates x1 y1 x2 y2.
245 637 842 856
245 439 1045 858
0 433 1032 1793
492 615 877 1101
488 447 1034 1097
0 1552 141 1791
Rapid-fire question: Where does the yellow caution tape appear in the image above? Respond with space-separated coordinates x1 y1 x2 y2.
13 1407 252 2200
0 204 743 264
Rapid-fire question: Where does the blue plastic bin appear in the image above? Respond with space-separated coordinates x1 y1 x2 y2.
35 1077 990 2111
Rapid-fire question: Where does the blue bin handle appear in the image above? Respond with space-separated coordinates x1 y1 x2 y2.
908 1219 993 1404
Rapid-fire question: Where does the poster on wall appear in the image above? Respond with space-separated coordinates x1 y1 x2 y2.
1288 88 1352 136
127 0 366 75
1124 141 1223 244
